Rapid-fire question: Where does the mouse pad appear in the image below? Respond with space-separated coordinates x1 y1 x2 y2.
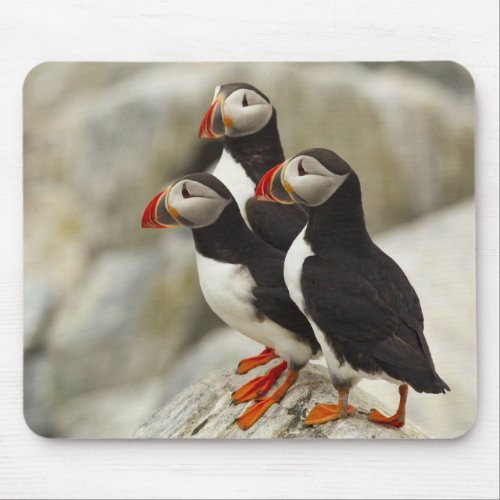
23 62 475 439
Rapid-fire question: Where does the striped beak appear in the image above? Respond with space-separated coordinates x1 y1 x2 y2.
198 95 226 139
255 162 295 204
141 186 181 229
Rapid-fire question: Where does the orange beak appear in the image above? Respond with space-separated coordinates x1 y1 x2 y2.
255 162 295 204
198 96 225 139
141 186 181 229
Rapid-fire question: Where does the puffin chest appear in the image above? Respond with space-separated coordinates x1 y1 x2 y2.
283 227 313 315
195 252 259 330
212 149 255 229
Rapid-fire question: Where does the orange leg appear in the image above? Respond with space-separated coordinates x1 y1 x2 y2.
232 361 287 404
237 347 278 375
304 388 355 425
368 384 408 428
236 369 298 430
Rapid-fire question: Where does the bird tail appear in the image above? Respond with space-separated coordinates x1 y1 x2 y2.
410 372 450 394
433 373 451 394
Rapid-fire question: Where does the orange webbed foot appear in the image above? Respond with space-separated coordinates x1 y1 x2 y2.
236 397 277 430
304 403 355 425
367 408 405 428
231 361 287 404
237 347 278 375
236 370 298 431
368 384 408 428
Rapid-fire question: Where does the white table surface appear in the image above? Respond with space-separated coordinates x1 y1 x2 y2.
0 1 498 498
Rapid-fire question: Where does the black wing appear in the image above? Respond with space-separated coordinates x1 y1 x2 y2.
252 285 319 355
247 253 320 356
302 255 449 393
245 198 307 252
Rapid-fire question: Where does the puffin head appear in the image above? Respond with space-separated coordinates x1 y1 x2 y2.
198 83 273 139
256 148 352 207
142 173 232 229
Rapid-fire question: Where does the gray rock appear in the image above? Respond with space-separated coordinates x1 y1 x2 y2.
24 279 58 351
24 182 88 294
51 375 169 438
23 353 55 436
135 363 427 439
45 236 214 398
159 326 260 403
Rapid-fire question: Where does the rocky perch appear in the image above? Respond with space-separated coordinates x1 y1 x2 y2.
134 363 428 439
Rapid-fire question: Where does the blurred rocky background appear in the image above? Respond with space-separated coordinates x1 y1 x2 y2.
23 62 474 438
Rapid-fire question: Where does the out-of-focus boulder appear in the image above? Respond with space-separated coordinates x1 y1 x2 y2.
50 375 169 438
45 235 216 400
24 279 58 352
273 63 473 232
158 326 259 404
24 183 88 293
24 353 55 437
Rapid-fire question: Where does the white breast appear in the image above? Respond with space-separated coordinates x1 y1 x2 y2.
212 149 255 229
284 228 399 387
284 227 313 314
195 251 313 366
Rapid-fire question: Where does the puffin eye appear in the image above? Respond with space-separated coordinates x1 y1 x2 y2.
298 160 308 176
182 183 191 198
242 94 249 107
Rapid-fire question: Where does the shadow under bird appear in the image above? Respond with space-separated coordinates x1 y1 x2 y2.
199 82 309 374
256 148 450 427
142 172 320 430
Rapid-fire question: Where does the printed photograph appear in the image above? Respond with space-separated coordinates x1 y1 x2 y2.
23 62 475 438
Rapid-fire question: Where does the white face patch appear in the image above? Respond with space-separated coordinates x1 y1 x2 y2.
223 89 273 137
283 155 350 207
168 180 230 228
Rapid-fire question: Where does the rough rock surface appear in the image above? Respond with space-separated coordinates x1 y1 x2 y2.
135 363 427 439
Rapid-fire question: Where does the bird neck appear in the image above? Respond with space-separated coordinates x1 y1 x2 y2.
224 111 285 185
192 201 266 263
305 173 373 256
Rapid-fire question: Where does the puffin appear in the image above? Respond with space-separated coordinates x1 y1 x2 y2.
142 172 321 430
256 148 450 427
198 83 307 252
199 82 309 373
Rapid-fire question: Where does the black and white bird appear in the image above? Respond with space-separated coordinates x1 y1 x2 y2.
257 148 450 427
199 83 307 253
198 83 309 372
142 173 320 430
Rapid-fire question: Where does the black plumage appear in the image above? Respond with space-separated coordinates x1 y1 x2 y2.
207 83 308 251
245 198 306 253
302 161 449 394
224 105 308 252
190 173 319 361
